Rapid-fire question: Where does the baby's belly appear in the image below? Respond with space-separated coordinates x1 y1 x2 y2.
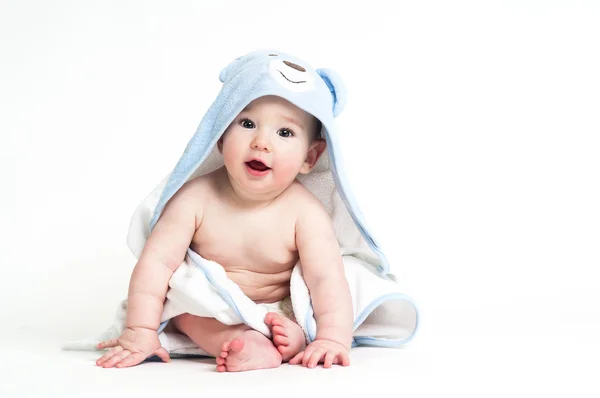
190 236 298 303
224 267 293 303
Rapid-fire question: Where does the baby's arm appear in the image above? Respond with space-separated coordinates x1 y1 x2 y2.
96 182 201 368
126 183 201 331
289 195 353 367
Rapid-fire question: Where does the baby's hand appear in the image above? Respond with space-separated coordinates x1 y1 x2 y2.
288 339 350 368
95 327 171 368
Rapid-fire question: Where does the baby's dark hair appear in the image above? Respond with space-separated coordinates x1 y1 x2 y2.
313 118 323 141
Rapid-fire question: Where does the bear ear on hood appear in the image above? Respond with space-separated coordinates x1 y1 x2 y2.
219 56 241 83
316 68 346 117
218 65 230 83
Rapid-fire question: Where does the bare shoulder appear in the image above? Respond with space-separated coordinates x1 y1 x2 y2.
177 173 216 196
284 181 323 208
161 173 216 226
167 176 203 204
285 181 330 228
290 181 340 258
177 168 225 198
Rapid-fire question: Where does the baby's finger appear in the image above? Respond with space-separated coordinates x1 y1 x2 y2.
307 349 325 368
154 347 171 363
301 347 317 367
96 339 119 349
323 352 335 368
115 352 146 368
337 351 350 366
102 349 131 368
95 345 123 366
289 351 304 365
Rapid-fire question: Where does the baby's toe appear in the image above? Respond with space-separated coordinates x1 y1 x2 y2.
265 312 276 325
216 364 227 372
274 334 289 346
266 312 285 326
229 338 245 352
221 341 231 352
273 325 287 336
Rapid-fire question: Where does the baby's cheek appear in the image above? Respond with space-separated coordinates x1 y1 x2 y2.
222 140 242 166
274 156 305 183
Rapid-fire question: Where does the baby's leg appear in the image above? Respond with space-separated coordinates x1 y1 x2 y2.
171 313 282 372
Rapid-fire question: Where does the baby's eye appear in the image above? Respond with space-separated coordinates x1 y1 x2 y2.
240 118 255 129
277 128 294 138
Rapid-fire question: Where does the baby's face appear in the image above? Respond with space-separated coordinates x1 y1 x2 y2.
219 95 322 196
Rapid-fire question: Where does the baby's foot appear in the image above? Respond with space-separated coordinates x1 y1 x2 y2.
265 312 306 362
216 330 282 372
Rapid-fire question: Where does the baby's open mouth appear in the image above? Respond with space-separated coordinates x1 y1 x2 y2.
245 160 270 172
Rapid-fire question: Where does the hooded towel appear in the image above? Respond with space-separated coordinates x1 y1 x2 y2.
63 49 419 357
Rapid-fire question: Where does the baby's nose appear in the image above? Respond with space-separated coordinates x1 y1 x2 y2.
251 135 272 152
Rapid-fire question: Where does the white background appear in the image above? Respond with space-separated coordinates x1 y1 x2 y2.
1 1 599 397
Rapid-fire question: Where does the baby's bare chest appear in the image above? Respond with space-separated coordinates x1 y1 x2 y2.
190 206 299 273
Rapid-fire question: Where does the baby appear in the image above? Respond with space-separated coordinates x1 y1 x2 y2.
95 94 354 372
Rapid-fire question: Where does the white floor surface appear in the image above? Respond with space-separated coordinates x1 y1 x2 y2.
3 331 598 398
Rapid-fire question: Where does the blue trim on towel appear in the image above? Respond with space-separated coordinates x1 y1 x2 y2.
186 249 248 322
302 293 419 347
151 250 252 363
157 320 169 334
353 293 416 329
305 304 317 343
324 129 390 275
352 293 419 347
157 248 250 335
353 336 411 348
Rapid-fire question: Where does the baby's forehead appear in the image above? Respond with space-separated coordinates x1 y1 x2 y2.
241 96 315 126
243 95 303 113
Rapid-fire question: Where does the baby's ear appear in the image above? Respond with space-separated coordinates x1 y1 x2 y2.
299 139 327 174
316 68 347 117
217 137 224 153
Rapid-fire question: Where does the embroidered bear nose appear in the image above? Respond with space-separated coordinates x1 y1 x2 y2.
283 61 306 72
